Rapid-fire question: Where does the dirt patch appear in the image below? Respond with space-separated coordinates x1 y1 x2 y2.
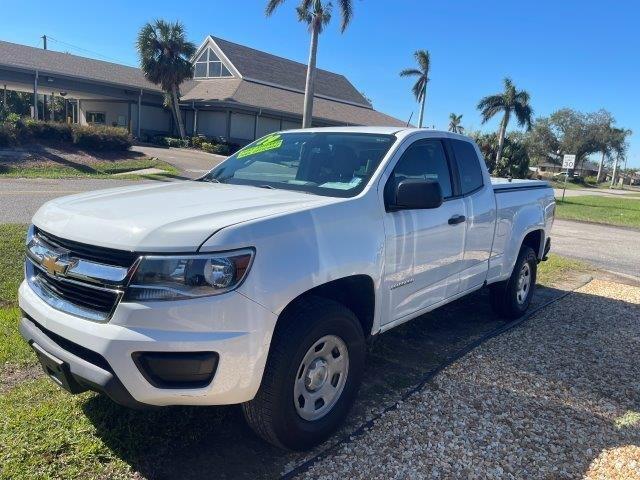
0 141 145 169
0 363 41 394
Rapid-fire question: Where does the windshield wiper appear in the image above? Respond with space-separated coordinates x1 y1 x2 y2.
257 184 276 189
201 177 221 184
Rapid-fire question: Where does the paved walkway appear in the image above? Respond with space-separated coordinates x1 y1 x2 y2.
131 145 225 178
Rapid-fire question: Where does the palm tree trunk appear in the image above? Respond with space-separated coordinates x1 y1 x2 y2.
596 150 605 183
495 111 509 163
171 85 186 139
302 22 319 129
418 84 426 128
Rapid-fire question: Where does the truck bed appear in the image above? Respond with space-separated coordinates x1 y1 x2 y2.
491 178 550 192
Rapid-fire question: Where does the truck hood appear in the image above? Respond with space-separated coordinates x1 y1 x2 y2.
33 181 335 251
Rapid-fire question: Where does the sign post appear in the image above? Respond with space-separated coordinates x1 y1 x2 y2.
561 154 576 202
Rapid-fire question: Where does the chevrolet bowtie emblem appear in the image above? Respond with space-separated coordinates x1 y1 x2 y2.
41 254 72 276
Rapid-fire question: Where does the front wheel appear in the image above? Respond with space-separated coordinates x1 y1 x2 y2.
242 297 365 450
490 246 537 319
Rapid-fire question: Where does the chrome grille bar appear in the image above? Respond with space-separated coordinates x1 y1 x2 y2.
25 229 138 322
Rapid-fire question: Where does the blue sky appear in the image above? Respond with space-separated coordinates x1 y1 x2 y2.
4 0 640 167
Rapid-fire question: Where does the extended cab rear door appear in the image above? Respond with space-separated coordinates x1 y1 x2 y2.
447 138 497 292
380 137 466 326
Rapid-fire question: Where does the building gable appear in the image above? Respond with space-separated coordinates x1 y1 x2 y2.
208 35 371 108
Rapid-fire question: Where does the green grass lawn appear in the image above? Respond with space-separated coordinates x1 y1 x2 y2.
0 221 594 479
556 195 640 229
0 158 179 180
0 225 33 369
537 254 589 285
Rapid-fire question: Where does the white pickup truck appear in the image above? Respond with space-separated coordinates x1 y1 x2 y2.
19 127 554 449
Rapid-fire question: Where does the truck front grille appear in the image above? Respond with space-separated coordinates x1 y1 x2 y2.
25 228 137 322
36 272 120 313
35 227 137 268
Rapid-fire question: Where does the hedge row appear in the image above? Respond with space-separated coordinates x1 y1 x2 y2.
151 134 238 156
0 116 132 151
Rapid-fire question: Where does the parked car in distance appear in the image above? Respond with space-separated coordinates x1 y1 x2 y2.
19 127 554 450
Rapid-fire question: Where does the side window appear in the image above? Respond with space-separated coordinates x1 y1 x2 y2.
451 139 484 194
385 140 452 205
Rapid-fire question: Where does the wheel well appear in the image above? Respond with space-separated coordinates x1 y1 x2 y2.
522 229 543 258
277 275 376 338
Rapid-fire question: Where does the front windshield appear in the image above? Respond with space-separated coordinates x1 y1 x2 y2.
200 131 396 197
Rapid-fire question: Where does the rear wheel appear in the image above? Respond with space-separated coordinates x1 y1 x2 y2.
490 246 537 319
242 297 365 450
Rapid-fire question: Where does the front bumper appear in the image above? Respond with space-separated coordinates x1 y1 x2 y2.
18 280 278 406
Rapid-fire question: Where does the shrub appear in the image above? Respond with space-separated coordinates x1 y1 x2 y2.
0 122 18 147
3 113 21 124
569 176 585 185
151 136 189 148
584 175 598 185
201 142 230 155
72 125 132 151
191 135 206 149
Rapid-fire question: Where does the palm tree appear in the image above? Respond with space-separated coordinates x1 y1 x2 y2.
400 50 430 128
477 77 533 163
137 20 196 139
266 0 353 128
448 113 464 134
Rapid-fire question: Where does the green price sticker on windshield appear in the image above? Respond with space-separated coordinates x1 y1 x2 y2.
237 134 283 158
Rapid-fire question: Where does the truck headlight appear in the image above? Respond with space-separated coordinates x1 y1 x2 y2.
124 249 254 301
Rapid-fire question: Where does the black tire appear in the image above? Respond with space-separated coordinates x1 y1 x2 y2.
489 246 537 319
242 296 366 450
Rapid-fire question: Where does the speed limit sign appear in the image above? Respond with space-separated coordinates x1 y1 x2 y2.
562 154 576 169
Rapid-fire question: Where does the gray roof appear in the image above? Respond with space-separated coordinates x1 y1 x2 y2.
181 78 405 127
0 37 403 126
211 36 370 107
0 40 161 92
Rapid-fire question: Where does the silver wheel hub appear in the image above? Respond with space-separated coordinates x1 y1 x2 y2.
294 335 349 421
305 358 329 391
516 263 531 305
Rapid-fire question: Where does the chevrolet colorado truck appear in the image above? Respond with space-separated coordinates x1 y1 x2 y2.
19 127 554 450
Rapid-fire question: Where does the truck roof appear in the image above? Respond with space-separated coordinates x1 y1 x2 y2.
281 126 471 140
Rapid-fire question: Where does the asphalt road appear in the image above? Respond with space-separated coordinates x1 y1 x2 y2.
551 219 639 280
553 187 640 198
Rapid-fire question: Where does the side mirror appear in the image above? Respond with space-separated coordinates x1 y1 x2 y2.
391 179 443 210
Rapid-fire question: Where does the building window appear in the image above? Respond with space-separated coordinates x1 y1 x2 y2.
86 111 106 124
194 48 233 78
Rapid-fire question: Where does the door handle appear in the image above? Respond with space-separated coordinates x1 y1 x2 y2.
448 214 466 225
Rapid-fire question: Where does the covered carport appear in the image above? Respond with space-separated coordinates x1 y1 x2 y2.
0 40 171 137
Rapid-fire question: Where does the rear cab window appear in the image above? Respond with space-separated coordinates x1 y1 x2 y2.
450 139 484 195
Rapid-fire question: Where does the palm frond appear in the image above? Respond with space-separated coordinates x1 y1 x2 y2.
514 102 533 130
337 0 353 32
414 50 430 75
399 68 422 77
477 94 504 111
412 77 426 102
265 0 286 16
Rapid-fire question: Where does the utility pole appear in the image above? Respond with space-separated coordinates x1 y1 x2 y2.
41 35 48 121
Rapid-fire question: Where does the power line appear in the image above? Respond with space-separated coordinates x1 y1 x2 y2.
44 35 136 67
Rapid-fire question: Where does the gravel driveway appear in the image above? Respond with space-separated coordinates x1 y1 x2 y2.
299 280 640 479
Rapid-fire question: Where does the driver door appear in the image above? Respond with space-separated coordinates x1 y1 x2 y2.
382 138 466 325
